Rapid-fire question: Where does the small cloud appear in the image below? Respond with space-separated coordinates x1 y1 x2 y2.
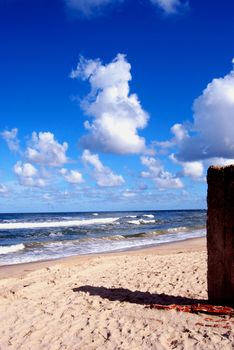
171 123 188 142
42 193 53 201
60 168 84 184
154 123 189 156
82 149 125 187
13 161 46 188
71 54 149 155
150 0 189 14
141 156 183 189
26 131 68 167
121 189 137 198
181 161 204 179
1 128 20 152
155 140 174 149
170 153 204 180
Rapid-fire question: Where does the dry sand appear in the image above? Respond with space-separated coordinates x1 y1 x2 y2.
0 237 233 349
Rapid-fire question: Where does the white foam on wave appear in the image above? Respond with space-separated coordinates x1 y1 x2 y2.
0 217 120 230
0 228 206 265
92 213 99 216
143 214 154 218
49 232 63 237
0 243 25 255
128 219 155 225
126 215 137 218
167 226 188 233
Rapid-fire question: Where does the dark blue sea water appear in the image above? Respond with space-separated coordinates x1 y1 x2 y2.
0 210 206 265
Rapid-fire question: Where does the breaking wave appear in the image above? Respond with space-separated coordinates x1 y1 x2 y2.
0 243 25 255
0 210 207 265
127 219 156 225
0 217 119 230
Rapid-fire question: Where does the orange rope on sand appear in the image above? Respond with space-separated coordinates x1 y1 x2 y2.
146 304 234 316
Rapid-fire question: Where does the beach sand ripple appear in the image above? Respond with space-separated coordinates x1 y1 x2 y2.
0 238 233 349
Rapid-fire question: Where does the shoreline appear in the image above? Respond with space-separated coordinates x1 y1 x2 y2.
0 236 206 280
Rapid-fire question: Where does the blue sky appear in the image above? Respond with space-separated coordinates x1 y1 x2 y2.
0 0 234 212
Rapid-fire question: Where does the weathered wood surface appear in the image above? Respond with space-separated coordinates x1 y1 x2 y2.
207 165 234 306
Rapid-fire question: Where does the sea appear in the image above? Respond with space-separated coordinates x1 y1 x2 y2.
0 210 206 266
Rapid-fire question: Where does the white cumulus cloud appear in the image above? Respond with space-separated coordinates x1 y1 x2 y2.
171 123 188 142
182 161 204 178
82 149 125 187
13 161 46 188
14 162 37 177
170 153 204 180
155 123 188 150
60 168 84 184
183 162 204 178
1 128 20 152
175 59 234 163
26 131 68 167
71 54 149 154
141 156 183 189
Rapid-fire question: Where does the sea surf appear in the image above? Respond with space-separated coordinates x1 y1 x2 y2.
0 210 206 265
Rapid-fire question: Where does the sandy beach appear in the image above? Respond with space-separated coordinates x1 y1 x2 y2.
0 237 233 349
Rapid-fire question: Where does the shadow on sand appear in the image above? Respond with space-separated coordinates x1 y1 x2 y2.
73 286 207 305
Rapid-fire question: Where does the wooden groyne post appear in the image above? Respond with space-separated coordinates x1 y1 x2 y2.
207 165 234 306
